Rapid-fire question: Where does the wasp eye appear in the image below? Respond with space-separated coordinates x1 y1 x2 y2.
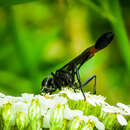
42 79 46 86
42 78 49 86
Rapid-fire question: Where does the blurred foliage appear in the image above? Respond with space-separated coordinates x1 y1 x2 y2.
0 0 130 104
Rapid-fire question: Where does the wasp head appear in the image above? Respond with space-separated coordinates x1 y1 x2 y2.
40 77 56 95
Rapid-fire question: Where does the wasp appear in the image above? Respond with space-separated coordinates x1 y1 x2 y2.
40 32 114 100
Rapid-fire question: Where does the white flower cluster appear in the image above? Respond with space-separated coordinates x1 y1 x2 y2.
0 88 129 130
60 88 130 126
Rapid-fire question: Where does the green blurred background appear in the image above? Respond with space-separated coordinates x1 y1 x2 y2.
0 0 130 105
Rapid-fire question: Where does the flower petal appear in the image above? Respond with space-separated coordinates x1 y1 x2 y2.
116 114 127 126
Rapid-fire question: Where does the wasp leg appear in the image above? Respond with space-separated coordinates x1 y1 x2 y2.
74 65 86 100
40 91 45 96
40 87 45 95
73 82 79 93
74 75 96 94
81 75 96 94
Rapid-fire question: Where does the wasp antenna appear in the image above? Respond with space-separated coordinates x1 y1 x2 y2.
95 32 114 50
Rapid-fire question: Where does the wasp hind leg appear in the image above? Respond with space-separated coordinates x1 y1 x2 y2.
74 65 86 100
81 75 96 94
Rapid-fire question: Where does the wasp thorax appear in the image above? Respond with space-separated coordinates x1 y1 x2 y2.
55 70 74 86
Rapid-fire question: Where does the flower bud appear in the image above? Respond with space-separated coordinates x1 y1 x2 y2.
28 98 41 130
70 117 85 130
1 103 14 130
16 112 28 130
50 104 65 129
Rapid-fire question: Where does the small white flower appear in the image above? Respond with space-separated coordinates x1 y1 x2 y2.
102 103 128 127
15 97 24 102
86 96 96 106
14 102 29 114
88 115 105 130
16 112 29 129
28 98 41 120
80 115 89 123
22 93 34 102
42 109 51 128
73 119 80 129
0 98 8 107
116 114 127 126
90 95 108 106
102 105 121 113
64 105 83 120
60 88 107 107
37 96 51 115
82 125 92 130
60 88 84 100
70 117 84 129
52 95 67 105
5 96 16 103
50 104 65 128
80 115 105 130
1 103 16 126
117 102 130 115
36 95 67 116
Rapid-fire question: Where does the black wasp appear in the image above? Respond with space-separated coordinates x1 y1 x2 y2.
40 32 114 100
